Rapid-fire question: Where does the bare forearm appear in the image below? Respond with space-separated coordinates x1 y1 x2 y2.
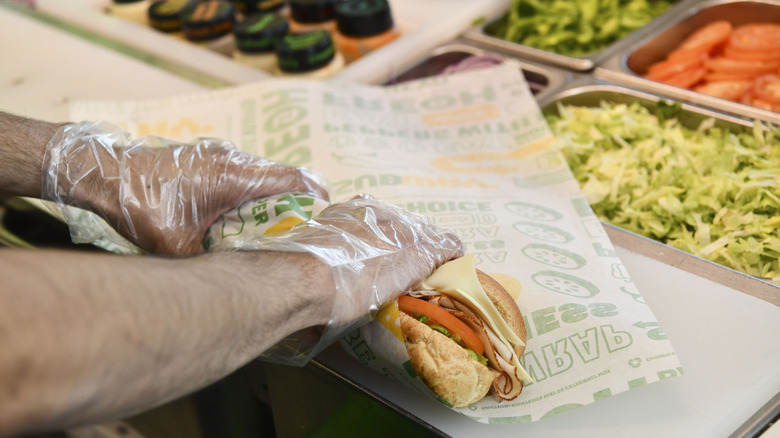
0 111 62 198
0 248 333 436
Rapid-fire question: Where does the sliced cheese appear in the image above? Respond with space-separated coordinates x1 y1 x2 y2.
419 255 524 347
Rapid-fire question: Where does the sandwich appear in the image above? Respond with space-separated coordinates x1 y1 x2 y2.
398 254 531 407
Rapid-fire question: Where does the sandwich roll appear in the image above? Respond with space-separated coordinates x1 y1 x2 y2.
400 311 497 407
397 255 531 407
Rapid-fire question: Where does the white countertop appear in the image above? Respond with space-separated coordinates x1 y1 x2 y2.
317 245 780 437
0 3 207 122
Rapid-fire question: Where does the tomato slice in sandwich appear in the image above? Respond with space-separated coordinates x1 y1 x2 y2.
398 295 485 356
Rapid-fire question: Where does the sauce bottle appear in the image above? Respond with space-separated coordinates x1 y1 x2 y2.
287 0 338 33
273 30 345 79
182 1 236 56
148 0 197 38
108 0 152 26
332 0 399 63
233 13 289 73
233 0 286 16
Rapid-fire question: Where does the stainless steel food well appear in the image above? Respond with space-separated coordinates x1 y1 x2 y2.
459 0 701 72
538 76 780 305
380 40 575 103
596 0 780 126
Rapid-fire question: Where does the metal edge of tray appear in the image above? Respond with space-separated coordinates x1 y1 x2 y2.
596 0 780 126
729 391 780 438
442 38 577 104
537 76 780 306
379 39 576 104
374 40 487 85
458 0 702 73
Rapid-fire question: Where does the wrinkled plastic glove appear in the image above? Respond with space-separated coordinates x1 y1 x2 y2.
41 121 328 256
217 194 464 366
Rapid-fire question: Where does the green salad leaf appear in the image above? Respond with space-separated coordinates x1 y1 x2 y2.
489 0 674 56
546 101 780 284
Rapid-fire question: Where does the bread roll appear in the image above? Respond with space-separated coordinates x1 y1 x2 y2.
399 269 527 407
400 312 497 407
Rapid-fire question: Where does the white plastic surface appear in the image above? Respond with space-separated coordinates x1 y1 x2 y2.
317 246 780 437
30 0 270 86
0 5 206 122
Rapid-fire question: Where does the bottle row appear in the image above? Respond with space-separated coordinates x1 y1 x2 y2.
107 0 400 78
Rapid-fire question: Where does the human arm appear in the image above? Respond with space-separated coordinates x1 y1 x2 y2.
0 111 329 256
0 111 62 198
0 195 463 436
0 249 332 436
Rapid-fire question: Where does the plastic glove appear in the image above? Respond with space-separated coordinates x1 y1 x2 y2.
41 121 328 256
219 194 464 366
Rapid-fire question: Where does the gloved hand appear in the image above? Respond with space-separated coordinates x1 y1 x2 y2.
219 194 464 366
41 121 328 256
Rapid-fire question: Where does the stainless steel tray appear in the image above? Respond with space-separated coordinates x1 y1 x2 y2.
538 76 780 305
379 40 574 103
459 0 700 72
596 0 780 126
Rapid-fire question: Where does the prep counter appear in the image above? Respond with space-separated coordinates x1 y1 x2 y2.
1 2 779 437
267 240 780 437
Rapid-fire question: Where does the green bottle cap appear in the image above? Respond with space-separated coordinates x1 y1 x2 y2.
336 0 393 37
275 30 336 73
148 0 197 33
289 0 338 24
234 13 289 53
234 0 286 15
182 1 235 42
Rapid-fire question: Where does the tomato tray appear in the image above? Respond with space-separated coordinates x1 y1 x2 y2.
595 0 780 125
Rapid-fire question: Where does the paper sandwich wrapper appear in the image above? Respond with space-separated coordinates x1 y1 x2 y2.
203 192 330 251
68 60 683 424
339 250 683 424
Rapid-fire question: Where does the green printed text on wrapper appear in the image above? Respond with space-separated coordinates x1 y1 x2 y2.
203 192 329 250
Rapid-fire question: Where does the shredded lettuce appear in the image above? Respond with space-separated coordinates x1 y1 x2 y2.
466 349 490 366
546 101 780 284
414 313 430 324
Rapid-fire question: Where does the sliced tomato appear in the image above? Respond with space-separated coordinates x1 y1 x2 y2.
645 56 704 81
723 44 780 62
398 295 485 355
679 20 733 51
666 46 715 63
704 70 761 82
661 67 707 88
704 57 780 74
753 74 780 105
741 90 756 105
730 23 780 52
751 97 776 111
694 80 753 101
